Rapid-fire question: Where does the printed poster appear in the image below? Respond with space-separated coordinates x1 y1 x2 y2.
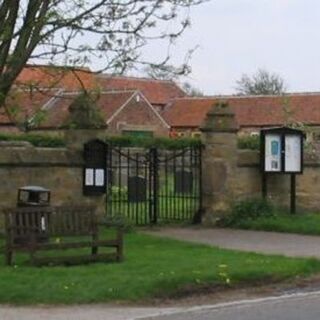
285 135 301 172
265 134 281 172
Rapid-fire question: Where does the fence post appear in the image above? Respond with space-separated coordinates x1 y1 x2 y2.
149 147 159 224
200 102 239 225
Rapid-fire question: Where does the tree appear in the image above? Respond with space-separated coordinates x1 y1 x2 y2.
0 0 206 109
235 69 286 95
181 81 203 96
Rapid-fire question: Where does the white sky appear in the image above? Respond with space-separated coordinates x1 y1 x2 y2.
155 0 320 95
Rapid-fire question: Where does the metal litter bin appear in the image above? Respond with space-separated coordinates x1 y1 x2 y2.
15 186 51 244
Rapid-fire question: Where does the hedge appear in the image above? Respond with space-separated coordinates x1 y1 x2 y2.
0 133 65 148
0 133 201 149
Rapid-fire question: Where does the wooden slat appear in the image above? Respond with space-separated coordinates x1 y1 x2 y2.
11 239 121 251
2 205 123 266
32 253 118 266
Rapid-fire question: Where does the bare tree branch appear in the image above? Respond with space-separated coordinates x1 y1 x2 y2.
0 0 207 108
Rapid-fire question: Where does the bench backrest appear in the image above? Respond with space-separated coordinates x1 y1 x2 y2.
4 206 97 238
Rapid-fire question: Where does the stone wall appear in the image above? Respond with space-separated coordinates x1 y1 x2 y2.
235 150 320 212
0 140 105 229
201 104 320 223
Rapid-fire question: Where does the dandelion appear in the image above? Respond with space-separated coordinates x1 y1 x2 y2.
64 286 69 290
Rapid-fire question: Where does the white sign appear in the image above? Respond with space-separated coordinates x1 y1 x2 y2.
95 169 105 186
265 134 281 172
85 168 94 186
285 135 301 172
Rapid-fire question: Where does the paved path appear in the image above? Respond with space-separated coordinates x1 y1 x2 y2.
144 228 320 258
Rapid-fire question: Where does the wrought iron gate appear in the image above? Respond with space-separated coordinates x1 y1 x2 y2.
106 146 202 225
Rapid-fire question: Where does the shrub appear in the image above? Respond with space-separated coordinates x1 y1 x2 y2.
237 135 260 150
219 198 276 227
102 214 135 233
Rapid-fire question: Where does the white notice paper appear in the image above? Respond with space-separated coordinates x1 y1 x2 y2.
95 169 105 186
265 134 281 172
85 168 94 186
285 135 301 172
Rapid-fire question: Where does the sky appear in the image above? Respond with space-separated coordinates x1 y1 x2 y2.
149 0 320 95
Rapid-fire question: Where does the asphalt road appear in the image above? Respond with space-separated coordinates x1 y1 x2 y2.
1 291 320 319
140 291 320 320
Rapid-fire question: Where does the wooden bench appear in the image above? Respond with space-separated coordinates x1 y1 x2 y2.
4 206 123 266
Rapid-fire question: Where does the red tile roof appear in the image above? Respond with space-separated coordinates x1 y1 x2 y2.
15 65 97 90
39 91 135 128
97 75 186 106
4 89 61 124
163 94 320 128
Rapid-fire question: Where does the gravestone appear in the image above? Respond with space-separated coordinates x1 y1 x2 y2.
128 176 147 202
174 170 193 194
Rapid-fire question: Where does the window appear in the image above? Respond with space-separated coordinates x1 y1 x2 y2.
176 132 186 138
122 130 154 138
191 131 201 139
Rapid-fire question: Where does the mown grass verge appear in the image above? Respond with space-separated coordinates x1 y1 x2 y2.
227 213 320 236
0 231 320 304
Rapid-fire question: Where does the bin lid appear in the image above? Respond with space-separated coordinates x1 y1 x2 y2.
19 186 50 192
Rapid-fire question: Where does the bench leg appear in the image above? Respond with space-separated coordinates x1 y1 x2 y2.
5 248 12 266
116 230 123 262
91 233 98 256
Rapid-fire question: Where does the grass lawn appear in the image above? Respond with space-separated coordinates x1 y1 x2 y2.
227 213 320 236
1 230 320 304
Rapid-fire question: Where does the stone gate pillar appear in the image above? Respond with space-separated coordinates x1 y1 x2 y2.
63 92 108 218
200 102 239 225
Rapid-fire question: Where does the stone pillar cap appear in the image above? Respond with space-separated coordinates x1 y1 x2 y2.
200 101 239 133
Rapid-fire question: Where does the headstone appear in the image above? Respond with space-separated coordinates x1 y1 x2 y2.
128 176 147 202
174 170 193 194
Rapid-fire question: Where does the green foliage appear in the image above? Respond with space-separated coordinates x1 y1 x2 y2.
102 214 134 233
64 91 106 129
226 213 320 236
105 135 202 149
237 135 260 150
0 133 65 148
219 198 275 227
